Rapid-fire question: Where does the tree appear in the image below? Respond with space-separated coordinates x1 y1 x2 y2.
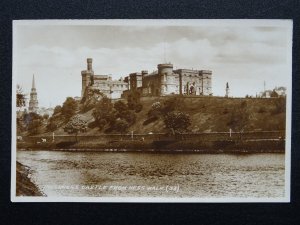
63 115 87 142
163 111 191 134
46 116 58 131
53 105 62 115
112 119 129 133
23 112 43 135
16 85 27 134
43 114 49 120
92 96 115 129
134 103 143 113
127 90 141 111
122 110 136 125
114 100 137 125
270 90 279 98
114 100 128 116
61 97 78 120
16 85 26 108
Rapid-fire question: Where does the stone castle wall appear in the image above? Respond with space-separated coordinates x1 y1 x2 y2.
81 58 212 99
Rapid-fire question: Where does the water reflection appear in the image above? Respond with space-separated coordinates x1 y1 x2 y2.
17 151 285 198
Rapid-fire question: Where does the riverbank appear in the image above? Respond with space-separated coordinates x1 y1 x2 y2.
17 139 285 153
16 161 44 196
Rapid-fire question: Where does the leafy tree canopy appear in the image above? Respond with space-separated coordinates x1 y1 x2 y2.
53 105 62 115
62 97 78 120
23 112 43 135
92 97 114 129
163 111 191 134
16 85 26 108
112 119 129 133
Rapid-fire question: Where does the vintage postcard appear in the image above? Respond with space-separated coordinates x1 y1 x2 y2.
11 19 292 202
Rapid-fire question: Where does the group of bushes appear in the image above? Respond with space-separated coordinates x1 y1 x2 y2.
46 97 79 132
45 91 143 135
144 96 191 134
21 112 44 135
92 97 140 133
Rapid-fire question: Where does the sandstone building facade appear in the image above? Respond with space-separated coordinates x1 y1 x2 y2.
81 58 212 99
125 63 212 96
81 58 128 99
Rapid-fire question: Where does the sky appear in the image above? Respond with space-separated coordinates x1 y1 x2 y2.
13 20 292 108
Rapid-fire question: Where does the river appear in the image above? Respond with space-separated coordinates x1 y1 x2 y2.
16 150 285 199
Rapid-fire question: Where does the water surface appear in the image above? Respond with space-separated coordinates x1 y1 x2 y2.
17 150 285 198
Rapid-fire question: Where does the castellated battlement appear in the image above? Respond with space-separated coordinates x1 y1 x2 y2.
81 58 212 99
157 63 173 69
81 58 128 99
199 70 212 74
141 70 148 76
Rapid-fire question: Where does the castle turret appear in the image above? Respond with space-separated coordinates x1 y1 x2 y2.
81 58 94 97
157 63 173 95
28 74 39 113
87 58 93 71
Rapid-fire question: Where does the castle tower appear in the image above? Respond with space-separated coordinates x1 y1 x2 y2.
225 82 230 97
129 72 142 91
81 58 94 97
87 58 93 71
199 70 212 96
28 74 39 113
158 63 173 96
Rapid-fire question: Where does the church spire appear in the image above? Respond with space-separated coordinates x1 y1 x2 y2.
29 74 38 113
32 74 36 90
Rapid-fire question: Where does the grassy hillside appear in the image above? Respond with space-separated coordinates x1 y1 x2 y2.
130 96 286 133
40 96 285 136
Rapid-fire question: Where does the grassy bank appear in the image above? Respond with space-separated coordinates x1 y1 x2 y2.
35 96 285 136
16 162 44 196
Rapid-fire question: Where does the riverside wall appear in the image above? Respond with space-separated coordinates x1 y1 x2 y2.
20 131 285 144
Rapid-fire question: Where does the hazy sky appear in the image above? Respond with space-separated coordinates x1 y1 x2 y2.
13 20 292 107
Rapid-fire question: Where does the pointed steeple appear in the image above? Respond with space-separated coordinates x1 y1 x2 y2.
32 74 36 90
29 74 38 112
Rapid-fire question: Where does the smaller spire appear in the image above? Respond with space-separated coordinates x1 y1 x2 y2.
32 74 36 90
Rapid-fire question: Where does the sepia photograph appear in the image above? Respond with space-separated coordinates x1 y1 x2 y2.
11 19 292 202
